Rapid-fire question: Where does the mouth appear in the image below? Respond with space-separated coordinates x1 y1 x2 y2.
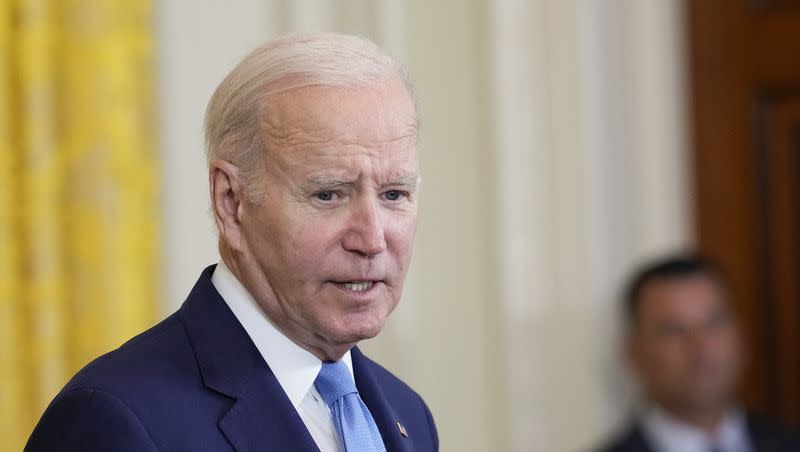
340 281 374 292
330 280 383 295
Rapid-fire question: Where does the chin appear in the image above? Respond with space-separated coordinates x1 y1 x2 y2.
351 320 387 341
316 299 395 345
334 315 388 344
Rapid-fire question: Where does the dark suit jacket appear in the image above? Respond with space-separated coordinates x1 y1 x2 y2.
598 416 800 452
26 265 438 451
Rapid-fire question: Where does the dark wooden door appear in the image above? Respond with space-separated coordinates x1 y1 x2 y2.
687 0 800 426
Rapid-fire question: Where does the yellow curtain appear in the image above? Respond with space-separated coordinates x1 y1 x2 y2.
0 1 158 450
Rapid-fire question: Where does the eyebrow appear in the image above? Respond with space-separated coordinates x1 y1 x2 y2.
303 175 355 190
385 175 421 191
303 174 421 191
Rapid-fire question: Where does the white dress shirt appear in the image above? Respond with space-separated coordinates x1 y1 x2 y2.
211 260 352 452
642 405 753 452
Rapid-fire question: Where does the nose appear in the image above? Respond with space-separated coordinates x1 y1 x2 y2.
342 196 387 257
687 328 716 358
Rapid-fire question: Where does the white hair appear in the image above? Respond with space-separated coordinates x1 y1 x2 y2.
203 32 414 201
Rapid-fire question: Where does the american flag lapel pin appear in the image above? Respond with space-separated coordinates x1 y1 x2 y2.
396 421 408 438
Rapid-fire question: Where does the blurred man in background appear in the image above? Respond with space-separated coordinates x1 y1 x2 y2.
25 32 437 452
598 255 800 452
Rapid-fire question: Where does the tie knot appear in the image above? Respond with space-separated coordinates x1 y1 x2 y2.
315 361 357 406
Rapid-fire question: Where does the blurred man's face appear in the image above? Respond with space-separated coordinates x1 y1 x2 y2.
235 77 419 359
628 275 742 416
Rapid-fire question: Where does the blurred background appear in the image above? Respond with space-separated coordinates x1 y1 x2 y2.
1 1 798 451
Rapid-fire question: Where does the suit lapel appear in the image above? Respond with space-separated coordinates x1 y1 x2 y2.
179 266 319 452
352 347 416 452
218 368 320 452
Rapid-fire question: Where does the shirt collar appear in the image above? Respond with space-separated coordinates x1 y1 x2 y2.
211 260 354 409
643 404 751 452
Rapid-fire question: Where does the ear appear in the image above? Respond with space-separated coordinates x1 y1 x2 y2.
209 159 245 249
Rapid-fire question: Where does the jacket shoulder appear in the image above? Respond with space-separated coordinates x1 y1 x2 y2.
65 312 197 395
748 414 800 451
25 387 158 452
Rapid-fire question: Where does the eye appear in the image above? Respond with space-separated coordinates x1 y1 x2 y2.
314 191 338 201
383 190 405 201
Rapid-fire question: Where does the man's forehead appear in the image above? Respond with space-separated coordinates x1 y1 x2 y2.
269 132 418 166
641 278 729 318
265 124 418 151
646 275 726 300
262 80 417 144
264 117 419 175
301 152 419 179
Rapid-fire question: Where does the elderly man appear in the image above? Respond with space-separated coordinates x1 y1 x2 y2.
598 255 800 452
26 33 437 452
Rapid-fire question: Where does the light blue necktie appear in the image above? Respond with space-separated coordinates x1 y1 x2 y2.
315 361 387 452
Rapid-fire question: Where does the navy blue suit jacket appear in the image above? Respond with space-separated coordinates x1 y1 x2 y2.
597 418 800 452
26 266 438 451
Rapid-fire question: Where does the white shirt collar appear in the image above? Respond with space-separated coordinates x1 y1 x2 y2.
211 260 354 409
643 404 752 452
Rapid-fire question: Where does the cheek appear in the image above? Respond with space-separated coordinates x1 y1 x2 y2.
650 341 690 373
712 334 740 366
385 216 418 256
248 204 334 275
283 221 341 269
